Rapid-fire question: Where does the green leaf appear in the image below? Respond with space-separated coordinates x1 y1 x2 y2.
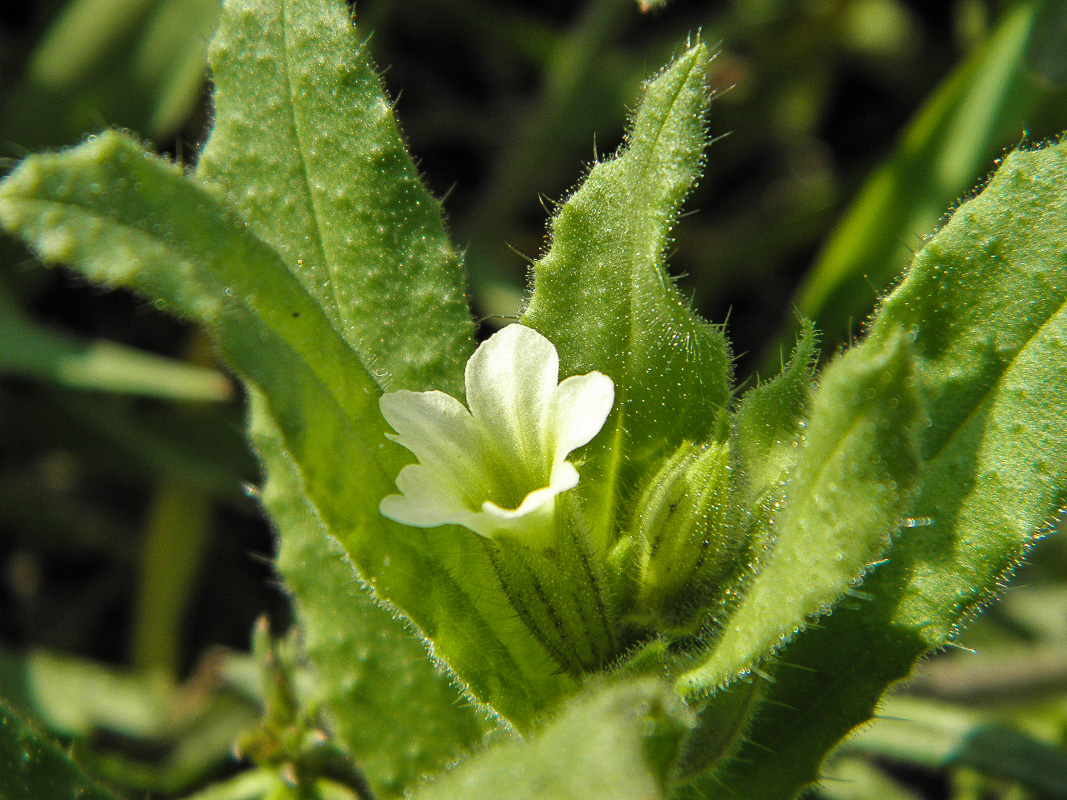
693 139 1067 800
0 649 167 740
250 389 486 798
679 325 922 697
410 679 689 800
0 701 118 800
197 0 473 395
0 133 562 728
522 42 732 543
839 696 1067 797
734 317 817 503
865 138 1067 648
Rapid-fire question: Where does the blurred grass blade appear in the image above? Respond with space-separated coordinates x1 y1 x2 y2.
0 648 167 739
0 289 232 401
2 0 218 146
129 482 213 675
782 0 1048 360
0 701 119 800
842 696 1067 798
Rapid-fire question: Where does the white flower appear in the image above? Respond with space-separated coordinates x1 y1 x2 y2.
379 324 615 547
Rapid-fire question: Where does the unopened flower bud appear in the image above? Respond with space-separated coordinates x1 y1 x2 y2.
631 440 743 626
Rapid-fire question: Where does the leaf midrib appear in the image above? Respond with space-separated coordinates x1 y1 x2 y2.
278 0 349 339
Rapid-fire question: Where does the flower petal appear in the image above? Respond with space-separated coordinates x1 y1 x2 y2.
546 371 615 466
380 464 473 527
378 324 616 547
380 389 494 502
465 325 558 480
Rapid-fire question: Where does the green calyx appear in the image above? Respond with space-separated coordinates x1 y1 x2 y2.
488 498 618 676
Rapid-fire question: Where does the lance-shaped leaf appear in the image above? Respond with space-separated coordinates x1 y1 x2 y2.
0 133 566 729
733 317 818 504
686 141 1067 800
411 679 690 800
197 0 473 395
249 390 486 798
679 325 922 696
522 42 732 542
0 702 118 800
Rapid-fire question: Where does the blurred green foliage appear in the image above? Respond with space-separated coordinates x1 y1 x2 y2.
2 0 1067 798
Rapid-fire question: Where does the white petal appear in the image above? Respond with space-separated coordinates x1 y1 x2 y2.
382 464 475 524
380 389 494 500
485 462 579 521
547 460 581 494
465 325 558 480
546 371 615 465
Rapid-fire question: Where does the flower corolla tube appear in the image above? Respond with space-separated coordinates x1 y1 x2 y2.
379 324 614 546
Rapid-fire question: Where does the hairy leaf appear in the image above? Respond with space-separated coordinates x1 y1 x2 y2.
197 0 473 395
734 317 817 504
679 325 922 697
523 42 732 545
692 140 1067 800
0 133 564 728
411 679 689 800
250 389 486 797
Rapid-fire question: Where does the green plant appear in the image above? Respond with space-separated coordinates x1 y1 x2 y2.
2 1 1067 798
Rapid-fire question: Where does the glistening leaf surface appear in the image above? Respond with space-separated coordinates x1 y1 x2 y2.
197 0 473 395
689 141 1067 800
0 133 566 728
522 43 732 542
734 317 817 504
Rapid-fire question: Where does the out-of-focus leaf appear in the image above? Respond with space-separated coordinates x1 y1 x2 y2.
1025 0 1067 85
129 481 214 674
818 755 922 800
839 696 1067 799
0 289 233 401
1 0 219 146
0 701 118 800
785 0 1053 359
169 768 276 800
0 647 260 796
0 648 167 739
